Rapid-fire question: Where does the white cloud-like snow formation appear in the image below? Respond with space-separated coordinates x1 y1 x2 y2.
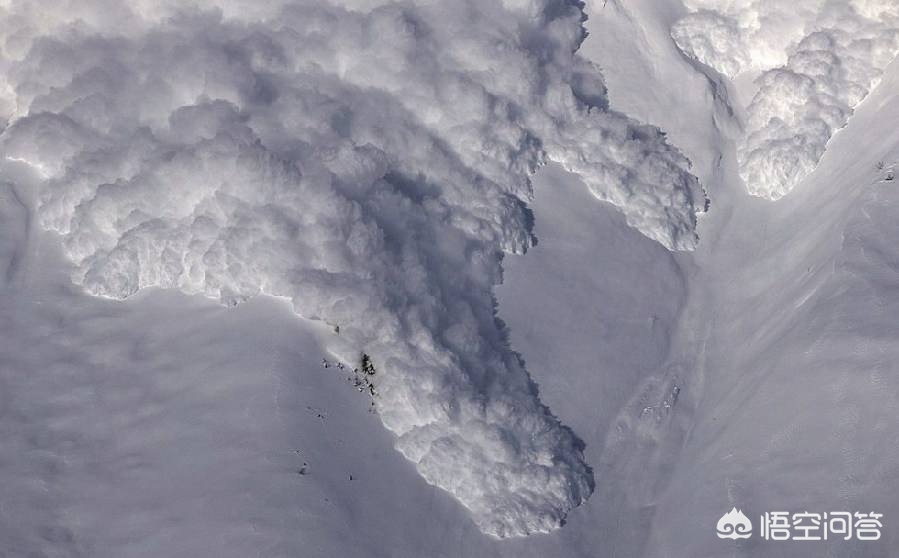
0 0 704 537
673 0 899 199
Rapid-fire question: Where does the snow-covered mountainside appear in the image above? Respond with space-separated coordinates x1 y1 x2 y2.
673 0 899 198
2 0 899 556
0 0 707 539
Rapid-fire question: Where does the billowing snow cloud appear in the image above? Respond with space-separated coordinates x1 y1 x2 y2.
673 0 899 199
0 0 704 537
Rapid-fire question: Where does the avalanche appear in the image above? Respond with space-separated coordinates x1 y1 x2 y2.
0 0 703 538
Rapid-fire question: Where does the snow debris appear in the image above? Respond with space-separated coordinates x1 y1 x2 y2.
0 0 704 537
673 0 899 199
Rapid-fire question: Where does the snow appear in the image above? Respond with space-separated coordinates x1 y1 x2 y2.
647 51 899 555
673 0 899 198
0 0 710 540
3 0 899 555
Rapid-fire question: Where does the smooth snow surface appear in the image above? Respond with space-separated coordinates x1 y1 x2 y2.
3 0 899 556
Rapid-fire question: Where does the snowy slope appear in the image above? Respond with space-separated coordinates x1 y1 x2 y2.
0 0 715 539
673 0 899 199
643 54 899 558
507 1 899 556
574 1 899 555
1 192 490 558
2 0 899 556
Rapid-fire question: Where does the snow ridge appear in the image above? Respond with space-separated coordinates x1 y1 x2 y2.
0 0 703 537
673 0 899 199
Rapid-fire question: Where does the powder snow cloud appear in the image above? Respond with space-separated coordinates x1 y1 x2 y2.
0 0 704 537
673 0 899 199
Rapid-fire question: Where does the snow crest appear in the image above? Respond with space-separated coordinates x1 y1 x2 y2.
0 0 703 537
673 0 899 199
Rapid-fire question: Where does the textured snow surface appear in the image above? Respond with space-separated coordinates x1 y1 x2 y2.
0 0 707 538
673 0 899 198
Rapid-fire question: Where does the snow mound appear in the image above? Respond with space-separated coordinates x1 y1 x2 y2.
673 0 899 199
0 0 704 537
